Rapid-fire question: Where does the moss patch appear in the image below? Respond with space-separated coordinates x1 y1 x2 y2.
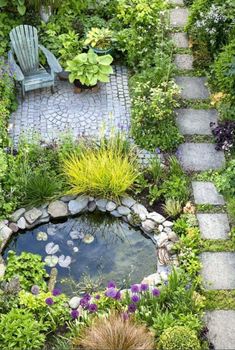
204 290 235 310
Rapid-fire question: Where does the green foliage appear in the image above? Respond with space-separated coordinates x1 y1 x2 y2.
4 251 48 291
62 136 139 200
0 12 22 56
213 39 235 95
158 326 201 350
227 197 235 226
204 290 235 310
162 199 182 218
66 49 113 85
0 308 45 350
84 27 113 49
214 159 235 197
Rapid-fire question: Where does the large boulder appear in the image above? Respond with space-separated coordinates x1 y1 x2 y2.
24 208 42 224
132 203 148 221
68 196 89 215
48 201 68 218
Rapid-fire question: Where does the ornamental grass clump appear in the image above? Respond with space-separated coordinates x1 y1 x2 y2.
62 139 138 200
76 312 155 350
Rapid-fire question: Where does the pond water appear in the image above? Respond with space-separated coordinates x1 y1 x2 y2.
3 213 156 294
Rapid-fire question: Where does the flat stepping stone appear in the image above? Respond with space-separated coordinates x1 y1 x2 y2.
197 213 230 239
174 54 193 70
175 109 218 135
171 32 189 48
175 77 210 99
192 181 225 205
168 0 184 5
205 311 235 350
169 8 189 27
201 252 235 290
177 143 225 171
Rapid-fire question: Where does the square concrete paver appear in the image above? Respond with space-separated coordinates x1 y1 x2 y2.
205 311 235 350
177 143 225 171
175 77 210 99
168 0 184 5
201 252 235 290
174 54 193 70
169 8 189 27
197 213 230 239
171 32 189 48
175 109 218 135
192 181 225 205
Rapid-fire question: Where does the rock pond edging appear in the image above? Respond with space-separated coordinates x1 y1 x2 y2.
0 195 179 284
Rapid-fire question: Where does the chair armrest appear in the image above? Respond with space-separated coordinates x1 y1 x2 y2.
8 50 24 81
39 44 62 73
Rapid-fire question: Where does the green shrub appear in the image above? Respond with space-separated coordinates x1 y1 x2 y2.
0 309 45 350
227 197 235 226
158 326 201 350
62 137 138 200
4 251 48 291
214 159 235 197
213 39 235 94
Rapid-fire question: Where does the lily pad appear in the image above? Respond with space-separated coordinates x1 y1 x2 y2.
58 255 72 268
36 231 48 241
73 247 79 253
45 242 59 255
82 234 94 244
45 255 58 267
69 230 80 240
47 227 57 236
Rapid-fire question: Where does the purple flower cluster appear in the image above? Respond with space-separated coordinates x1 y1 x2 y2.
105 281 121 300
79 293 98 314
44 289 62 307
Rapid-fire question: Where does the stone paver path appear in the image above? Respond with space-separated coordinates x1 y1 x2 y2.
192 181 225 205
175 77 210 99
10 66 130 144
177 143 225 171
205 311 235 350
170 3 235 348
197 213 230 239
176 109 217 135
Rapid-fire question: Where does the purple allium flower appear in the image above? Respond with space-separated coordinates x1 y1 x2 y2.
95 294 100 300
80 298 89 308
107 280 116 288
31 285 40 295
71 309 79 319
140 283 149 292
45 297 54 306
122 312 129 321
105 287 117 298
128 303 137 313
152 288 160 297
131 295 140 303
114 290 121 300
131 284 139 293
52 288 61 296
88 303 98 313
83 293 91 302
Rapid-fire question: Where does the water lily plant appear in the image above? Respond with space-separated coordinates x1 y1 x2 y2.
65 49 113 86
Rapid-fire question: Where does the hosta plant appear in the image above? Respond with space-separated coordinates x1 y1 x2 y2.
66 49 113 86
84 27 113 50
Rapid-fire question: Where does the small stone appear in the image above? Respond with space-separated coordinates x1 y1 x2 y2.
0 225 13 241
24 208 42 224
96 199 108 212
163 220 173 227
60 194 77 202
17 217 27 230
160 271 168 281
132 203 148 221
110 210 122 218
158 225 164 232
147 212 165 224
141 273 161 286
154 232 168 246
68 196 89 215
9 223 19 233
69 296 81 309
10 208 26 222
167 231 179 242
88 201 96 212
164 227 172 234
117 206 131 216
141 219 156 233
0 262 6 278
48 200 68 218
165 242 175 253
106 201 117 212
121 196 136 208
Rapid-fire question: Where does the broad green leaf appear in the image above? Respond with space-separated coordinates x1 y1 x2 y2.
0 0 7 7
98 54 113 65
77 53 88 63
17 4 26 15
98 73 110 83
99 65 113 74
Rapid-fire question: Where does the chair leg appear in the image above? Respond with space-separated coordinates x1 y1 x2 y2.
21 86 25 100
51 85 55 94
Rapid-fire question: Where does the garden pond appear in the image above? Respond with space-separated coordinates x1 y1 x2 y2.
3 213 156 294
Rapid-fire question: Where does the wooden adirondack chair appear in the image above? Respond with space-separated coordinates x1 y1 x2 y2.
8 25 62 98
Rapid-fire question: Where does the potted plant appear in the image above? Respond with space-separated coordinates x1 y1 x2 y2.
84 27 113 55
65 49 113 93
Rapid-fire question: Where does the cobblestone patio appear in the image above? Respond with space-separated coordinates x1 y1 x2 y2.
9 66 131 144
